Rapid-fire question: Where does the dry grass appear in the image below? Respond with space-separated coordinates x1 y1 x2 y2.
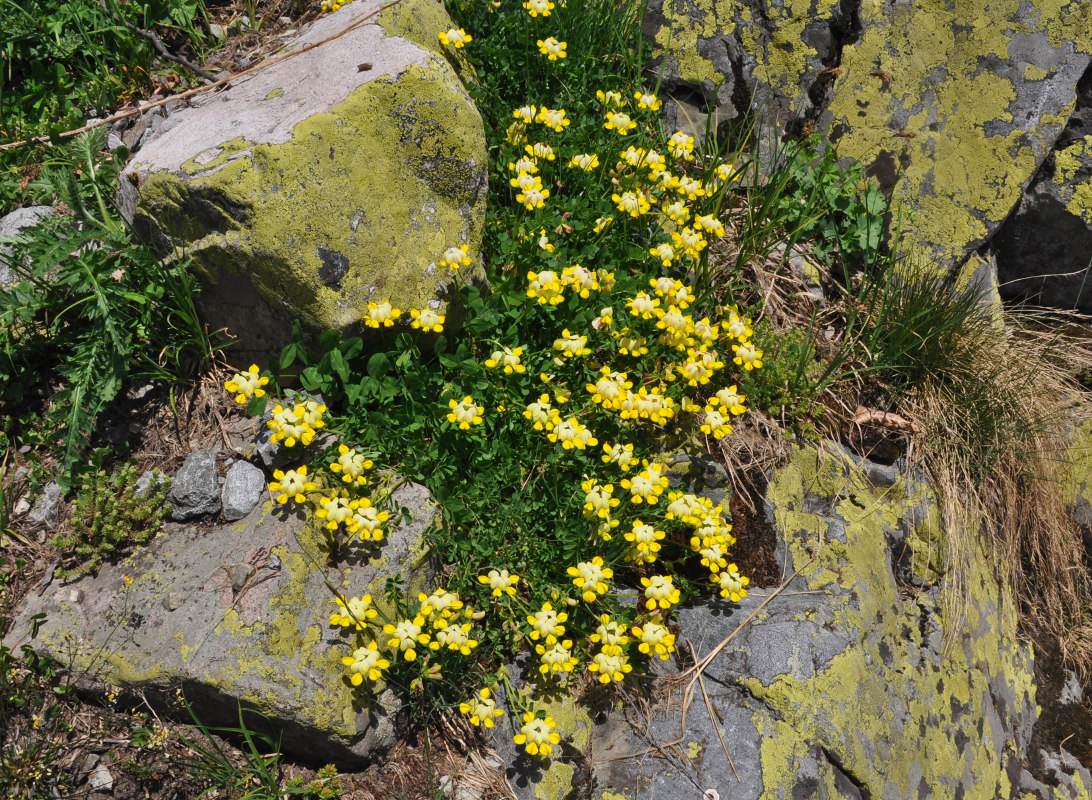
902 315 1092 670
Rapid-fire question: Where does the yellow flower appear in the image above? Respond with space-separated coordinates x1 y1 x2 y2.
509 155 539 174
650 242 676 266
383 616 430 661
538 229 555 252
620 465 669 504
632 620 676 659
535 106 570 132
700 404 733 439
536 639 578 674
527 602 568 640
329 444 373 485
671 226 707 258
590 613 630 649
447 396 485 429
268 466 316 504
409 307 445 333
596 89 624 106
593 215 614 233
517 184 550 210
523 0 554 14
567 557 613 601
624 519 666 561
588 647 632 683
441 244 472 270
537 37 567 60
626 291 659 319
342 641 389 685
567 153 600 171
676 175 705 201
478 568 519 597
513 104 538 123
460 688 505 727
602 442 637 471
514 713 561 757
527 142 556 161
364 301 401 328
612 190 650 217
315 492 355 531
526 269 565 305
634 91 662 111
430 618 478 654
641 575 680 610
724 308 754 341
715 565 750 602
732 341 764 370
548 416 597 450
267 403 315 448
553 329 590 358
438 27 471 47
582 478 620 519
604 111 637 136
418 587 464 618
667 130 694 158
715 385 748 415
224 364 268 404
347 498 389 542
485 346 526 374
329 594 377 629
693 213 725 237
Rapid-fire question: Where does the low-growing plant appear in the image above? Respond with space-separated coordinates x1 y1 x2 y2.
0 603 76 800
0 126 218 485
202 0 893 762
285 764 342 799
176 704 285 800
51 462 170 579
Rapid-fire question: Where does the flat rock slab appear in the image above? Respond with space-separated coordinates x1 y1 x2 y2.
7 480 437 766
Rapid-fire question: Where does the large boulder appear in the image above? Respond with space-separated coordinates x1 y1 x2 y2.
120 0 488 359
995 69 1092 312
645 0 1092 270
490 445 1041 799
5 480 438 767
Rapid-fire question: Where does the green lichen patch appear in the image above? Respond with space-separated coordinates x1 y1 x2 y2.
745 446 1036 799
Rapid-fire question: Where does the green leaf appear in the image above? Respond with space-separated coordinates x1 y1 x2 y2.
367 352 391 378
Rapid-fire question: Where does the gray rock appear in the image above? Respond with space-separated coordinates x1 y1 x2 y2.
221 461 266 521
27 481 63 531
88 764 113 791
0 206 52 286
7 479 438 767
1060 669 1083 705
134 469 168 497
167 450 221 520
118 0 487 363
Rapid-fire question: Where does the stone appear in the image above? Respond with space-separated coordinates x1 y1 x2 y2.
490 445 1039 800
88 764 114 791
134 469 168 497
27 481 63 532
119 0 488 361
221 460 266 521
6 479 438 767
995 117 1092 312
1060 669 1083 705
167 450 221 520
646 0 1092 271
0 206 52 286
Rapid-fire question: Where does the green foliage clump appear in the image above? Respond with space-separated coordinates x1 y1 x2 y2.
52 463 170 579
0 127 215 485
774 137 888 271
0 572 75 800
0 0 213 211
285 764 342 799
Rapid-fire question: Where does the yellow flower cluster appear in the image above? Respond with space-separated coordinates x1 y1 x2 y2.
224 364 268 405
267 400 326 448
